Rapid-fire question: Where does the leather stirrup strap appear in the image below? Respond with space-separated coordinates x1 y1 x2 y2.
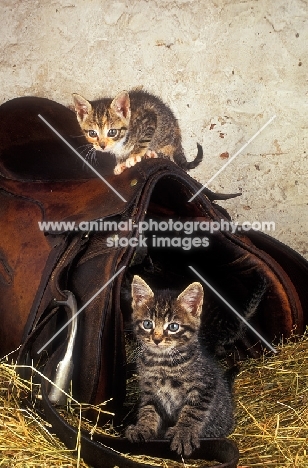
40 351 239 468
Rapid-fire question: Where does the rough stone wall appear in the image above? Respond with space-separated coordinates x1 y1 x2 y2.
1 0 307 258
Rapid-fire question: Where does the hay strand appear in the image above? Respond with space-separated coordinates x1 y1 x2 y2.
232 332 308 467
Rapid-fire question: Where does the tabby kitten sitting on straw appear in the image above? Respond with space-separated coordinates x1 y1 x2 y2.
125 276 234 457
73 89 203 175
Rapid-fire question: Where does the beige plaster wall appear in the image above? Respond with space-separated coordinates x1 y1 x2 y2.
1 0 307 258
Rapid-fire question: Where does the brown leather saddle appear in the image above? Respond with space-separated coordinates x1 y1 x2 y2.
1 97 307 468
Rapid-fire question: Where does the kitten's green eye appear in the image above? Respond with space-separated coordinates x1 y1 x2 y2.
88 130 98 138
142 320 153 330
107 129 119 138
167 323 180 332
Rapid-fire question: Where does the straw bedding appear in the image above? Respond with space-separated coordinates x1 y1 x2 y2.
0 333 307 467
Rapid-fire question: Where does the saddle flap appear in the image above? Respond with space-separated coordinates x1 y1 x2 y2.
0 168 146 227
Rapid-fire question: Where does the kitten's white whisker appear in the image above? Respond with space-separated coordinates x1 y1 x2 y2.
84 147 96 164
91 149 98 164
78 144 96 160
73 142 97 165
77 144 92 151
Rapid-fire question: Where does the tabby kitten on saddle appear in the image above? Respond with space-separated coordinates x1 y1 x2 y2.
73 89 203 175
125 276 234 457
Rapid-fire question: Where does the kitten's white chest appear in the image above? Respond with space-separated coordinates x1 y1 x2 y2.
155 375 183 417
110 140 126 160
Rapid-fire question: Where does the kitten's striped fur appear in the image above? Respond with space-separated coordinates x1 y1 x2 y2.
125 276 234 457
73 89 203 175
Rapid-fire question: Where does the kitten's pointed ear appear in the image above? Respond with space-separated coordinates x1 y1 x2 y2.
132 275 154 307
111 91 131 122
72 93 92 122
177 282 203 317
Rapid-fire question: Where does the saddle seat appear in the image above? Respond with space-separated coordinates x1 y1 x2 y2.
0 96 137 224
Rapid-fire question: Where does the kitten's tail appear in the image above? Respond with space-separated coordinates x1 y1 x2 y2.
174 143 203 171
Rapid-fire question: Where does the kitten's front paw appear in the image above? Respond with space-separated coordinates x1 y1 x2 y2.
125 424 156 443
125 155 142 168
165 426 200 457
114 162 126 175
145 150 158 159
